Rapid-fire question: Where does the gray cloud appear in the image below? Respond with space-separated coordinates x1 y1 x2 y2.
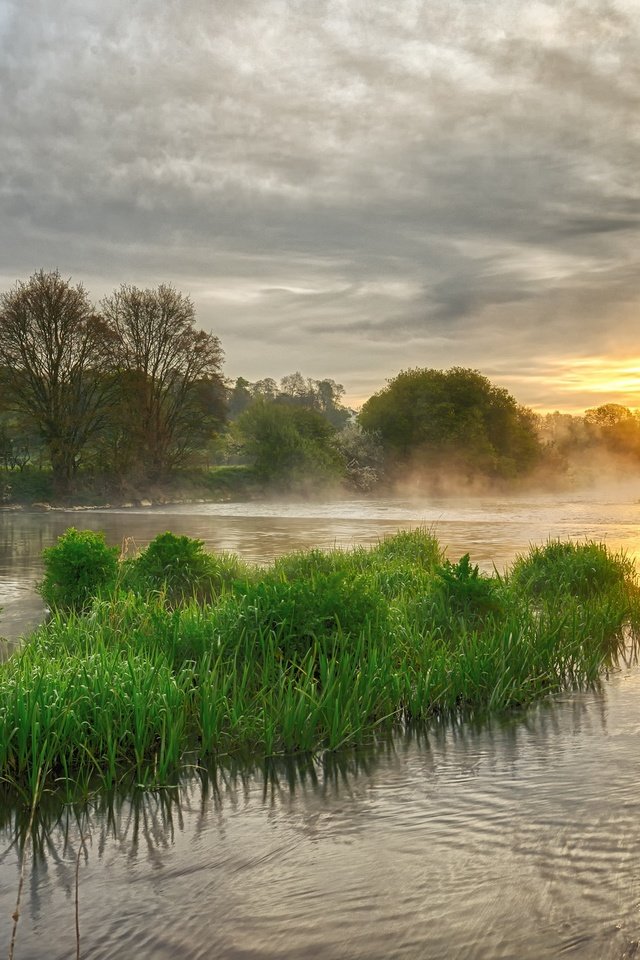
1 0 640 409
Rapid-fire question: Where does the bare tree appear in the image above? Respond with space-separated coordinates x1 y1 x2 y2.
0 270 115 496
102 284 224 480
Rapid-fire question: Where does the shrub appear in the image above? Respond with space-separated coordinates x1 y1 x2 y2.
123 531 247 605
39 528 119 612
401 553 505 637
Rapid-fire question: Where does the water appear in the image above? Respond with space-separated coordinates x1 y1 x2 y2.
2 490 640 958
4 487 640 640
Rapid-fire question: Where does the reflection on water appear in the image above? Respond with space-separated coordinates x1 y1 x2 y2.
2 653 640 959
3 491 640 958
4 488 640 639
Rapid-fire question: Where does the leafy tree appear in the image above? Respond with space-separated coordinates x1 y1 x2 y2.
236 400 345 490
584 404 640 458
227 372 350 429
277 372 350 428
227 377 253 418
359 367 541 479
335 422 383 491
584 403 634 428
0 270 116 496
251 377 279 402
102 284 225 481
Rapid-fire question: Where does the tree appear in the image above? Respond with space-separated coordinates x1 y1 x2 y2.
584 404 634 428
584 404 640 458
251 377 279 402
227 377 253 418
235 400 345 490
0 270 115 496
276 372 350 428
102 284 225 481
227 373 351 429
359 367 541 480
335 422 384 491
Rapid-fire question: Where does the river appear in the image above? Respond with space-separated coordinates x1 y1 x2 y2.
2 490 640 958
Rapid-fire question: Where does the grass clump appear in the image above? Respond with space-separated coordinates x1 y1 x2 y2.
368 527 443 568
214 569 388 664
431 553 506 627
510 539 636 600
3 530 639 805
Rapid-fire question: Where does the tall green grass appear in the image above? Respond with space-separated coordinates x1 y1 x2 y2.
2 530 638 805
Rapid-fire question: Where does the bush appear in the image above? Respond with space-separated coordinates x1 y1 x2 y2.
39 528 119 612
399 553 505 637
123 531 247 605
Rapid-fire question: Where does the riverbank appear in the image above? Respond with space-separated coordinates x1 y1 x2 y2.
0 464 262 510
1 530 638 806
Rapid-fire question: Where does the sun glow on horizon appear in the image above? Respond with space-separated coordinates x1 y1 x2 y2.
535 356 640 413
344 356 640 415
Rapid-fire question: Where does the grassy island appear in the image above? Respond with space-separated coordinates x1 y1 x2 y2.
1 529 638 805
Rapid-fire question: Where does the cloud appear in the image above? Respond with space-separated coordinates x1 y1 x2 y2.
1 0 640 409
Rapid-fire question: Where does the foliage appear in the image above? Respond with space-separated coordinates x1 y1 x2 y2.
39 528 119 612
101 284 226 482
227 376 254 418
174 464 258 499
335 422 384 491
537 406 640 484
431 554 505 626
235 399 345 490
228 372 351 429
584 404 640 458
0 466 52 503
359 366 541 480
584 403 635 428
369 528 443 568
277 372 351 429
215 567 388 663
123 531 247 605
0 270 117 497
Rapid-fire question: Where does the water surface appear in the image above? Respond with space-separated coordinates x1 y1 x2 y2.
2 658 640 959
3 487 640 640
2 489 640 958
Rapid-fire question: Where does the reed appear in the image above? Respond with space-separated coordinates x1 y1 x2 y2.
1 530 637 805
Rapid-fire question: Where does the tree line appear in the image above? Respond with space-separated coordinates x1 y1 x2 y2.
2 270 638 502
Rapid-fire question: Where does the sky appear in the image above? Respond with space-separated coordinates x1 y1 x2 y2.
1 0 639 411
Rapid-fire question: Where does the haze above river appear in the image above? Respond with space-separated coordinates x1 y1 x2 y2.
2 489 640 959
3 487 640 640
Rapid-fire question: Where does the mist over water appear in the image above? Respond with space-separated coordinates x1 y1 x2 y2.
3 485 640 641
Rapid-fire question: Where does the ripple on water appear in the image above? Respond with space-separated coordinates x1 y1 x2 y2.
3 494 640 957
2 663 640 959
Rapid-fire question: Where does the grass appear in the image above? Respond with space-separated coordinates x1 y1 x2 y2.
1 530 638 806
